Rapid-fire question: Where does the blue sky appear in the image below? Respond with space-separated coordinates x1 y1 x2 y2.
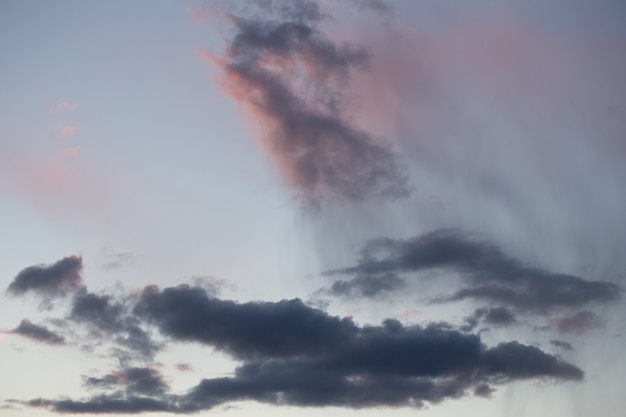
1 1 626 416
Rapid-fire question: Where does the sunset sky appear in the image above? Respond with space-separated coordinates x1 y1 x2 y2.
1 1 626 416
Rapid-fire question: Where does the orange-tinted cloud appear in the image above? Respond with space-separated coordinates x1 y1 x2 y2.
0 143 134 228
187 4 217 25
205 2 409 202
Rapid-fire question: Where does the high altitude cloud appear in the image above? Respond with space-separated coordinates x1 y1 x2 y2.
325 229 621 311
6 255 83 299
15 283 583 414
10 319 65 345
207 0 408 201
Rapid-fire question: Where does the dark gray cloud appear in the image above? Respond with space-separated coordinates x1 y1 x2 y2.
326 229 621 311
11 320 65 345
327 272 406 298
27 396 178 414
84 367 168 396
17 283 584 413
481 307 517 326
210 0 408 201
6 255 83 298
134 284 357 360
71 290 123 331
463 307 517 332
26 366 178 414
69 289 160 362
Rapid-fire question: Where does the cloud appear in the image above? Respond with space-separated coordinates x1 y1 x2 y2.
134 284 357 360
69 289 160 362
326 229 621 311
56 100 77 110
554 311 605 334
59 146 79 157
10 320 65 345
479 307 517 326
463 307 517 332
101 248 135 271
27 396 178 414
352 0 393 14
15 282 585 413
206 0 408 201
84 367 168 396
136 285 581 406
550 340 574 351
59 125 77 137
175 363 192 372
327 272 406 298
6 255 83 299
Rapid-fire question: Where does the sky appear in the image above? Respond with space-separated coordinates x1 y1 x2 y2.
1 0 626 416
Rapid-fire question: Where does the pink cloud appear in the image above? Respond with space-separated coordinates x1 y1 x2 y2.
554 311 605 334
204 6 408 201
175 363 193 372
59 125 77 137
59 146 79 157
187 4 219 25
57 100 77 110
0 144 136 229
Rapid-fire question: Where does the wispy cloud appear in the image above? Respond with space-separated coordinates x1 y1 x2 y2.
204 0 408 202
101 247 135 271
324 229 621 311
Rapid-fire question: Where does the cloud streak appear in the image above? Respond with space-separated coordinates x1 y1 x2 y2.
325 229 621 311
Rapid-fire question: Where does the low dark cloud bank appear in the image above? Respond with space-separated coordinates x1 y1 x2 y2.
18 283 583 414
325 229 621 311
208 0 408 201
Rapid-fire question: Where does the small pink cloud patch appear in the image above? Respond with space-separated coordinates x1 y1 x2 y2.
59 126 77 137
57 100 77 110
60 147 79 157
